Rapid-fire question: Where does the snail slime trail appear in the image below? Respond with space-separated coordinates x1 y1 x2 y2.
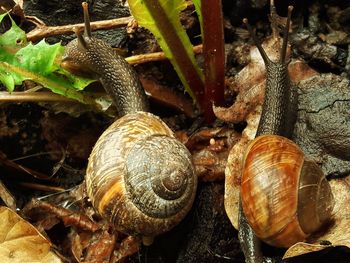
236 3 334 263
62 2 197 245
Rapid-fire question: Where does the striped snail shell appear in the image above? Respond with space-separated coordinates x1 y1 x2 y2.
241 135 334 247
86 112 197 244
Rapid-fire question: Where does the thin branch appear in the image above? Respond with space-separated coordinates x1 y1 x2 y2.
18 182 65 193
126 44 203 64
0 150 55 181
27 16 133 42
0 91 74 102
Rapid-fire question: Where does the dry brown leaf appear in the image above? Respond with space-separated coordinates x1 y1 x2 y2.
0 180 16 210
224 108 261 229
213 36 317 124
0 206 62 263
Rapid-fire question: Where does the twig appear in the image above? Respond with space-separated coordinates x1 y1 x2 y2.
127 44 203 64
23 199 100 232
18 182 65 193
27 16 133 42
0 91 73 102
0 151 54 180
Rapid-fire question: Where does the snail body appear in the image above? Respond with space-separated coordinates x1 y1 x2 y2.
63 3 197 243
62 4 149 117
238 3 334 257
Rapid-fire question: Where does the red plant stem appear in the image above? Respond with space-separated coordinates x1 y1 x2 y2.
201 0 225 122
142 0 206 115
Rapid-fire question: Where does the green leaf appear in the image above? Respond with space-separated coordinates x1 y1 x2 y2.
15 41 61 75
127 0 205 102
0 61 95 104
0 70 14 91
0 13 27 50
0 13 98 105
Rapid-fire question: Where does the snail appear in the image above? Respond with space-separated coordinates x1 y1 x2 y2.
237 2 334 260
61 2 197 245
241 135 334 247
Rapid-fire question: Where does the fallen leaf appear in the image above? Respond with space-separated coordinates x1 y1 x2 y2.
0 206 62 263
213 37 317 124
224 109 261 229
0 180 16 210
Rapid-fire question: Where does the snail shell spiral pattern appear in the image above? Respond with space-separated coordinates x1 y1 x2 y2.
86 112 197 238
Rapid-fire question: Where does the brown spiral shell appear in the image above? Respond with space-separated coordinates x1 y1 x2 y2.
86 112 197 240
241 135 334 247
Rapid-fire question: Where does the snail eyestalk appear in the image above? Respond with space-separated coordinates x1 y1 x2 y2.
269 0 278 38
280 6 293 63
82 2 91 37
73 27 87 50
243 18 270 65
